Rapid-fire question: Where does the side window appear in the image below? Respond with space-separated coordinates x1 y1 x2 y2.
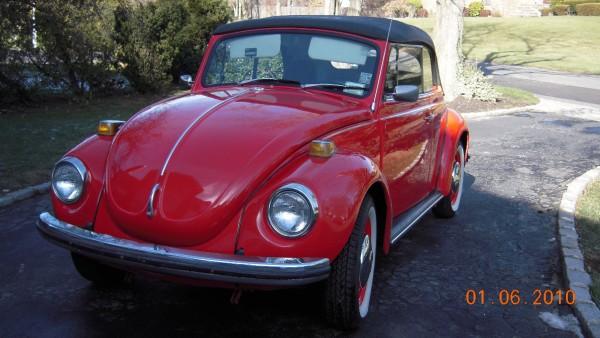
384 44 434 97
422 48 434 93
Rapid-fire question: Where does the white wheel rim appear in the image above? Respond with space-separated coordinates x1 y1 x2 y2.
451 146 465 212
359 207 377 318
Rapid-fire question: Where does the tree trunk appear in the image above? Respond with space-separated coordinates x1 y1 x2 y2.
433 0 464 101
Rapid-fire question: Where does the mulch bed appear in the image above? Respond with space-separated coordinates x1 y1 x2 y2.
448 96 534 113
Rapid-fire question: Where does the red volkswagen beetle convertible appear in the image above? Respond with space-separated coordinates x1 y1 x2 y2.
38 16 468 329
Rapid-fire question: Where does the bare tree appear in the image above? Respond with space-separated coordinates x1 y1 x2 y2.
433 0 464 101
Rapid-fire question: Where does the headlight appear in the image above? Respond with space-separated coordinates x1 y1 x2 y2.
267 183 318 238
51 157 87 204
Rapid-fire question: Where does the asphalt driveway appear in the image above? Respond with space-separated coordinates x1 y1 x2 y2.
481 63 600 107
1 109 599 337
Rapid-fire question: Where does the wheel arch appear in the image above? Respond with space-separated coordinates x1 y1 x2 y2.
366 180 393 255
436 108 469 195
460 129 470 162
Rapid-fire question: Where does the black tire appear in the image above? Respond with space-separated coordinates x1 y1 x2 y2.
325 195 377 330
71 252 127 286
433 143 465 218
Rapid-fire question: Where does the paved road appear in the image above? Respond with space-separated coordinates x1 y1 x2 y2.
2 110 600 337
481 63 600 106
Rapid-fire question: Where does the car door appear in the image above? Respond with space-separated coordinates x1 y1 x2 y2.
379 44 436 216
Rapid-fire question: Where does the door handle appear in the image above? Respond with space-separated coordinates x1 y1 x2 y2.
424 114 434 122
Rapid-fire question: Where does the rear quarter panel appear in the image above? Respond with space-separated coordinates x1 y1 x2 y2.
435 107 469 195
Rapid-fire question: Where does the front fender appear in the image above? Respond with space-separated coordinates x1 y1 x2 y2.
235 151 389 261
436 108 469 196
51 135 113 228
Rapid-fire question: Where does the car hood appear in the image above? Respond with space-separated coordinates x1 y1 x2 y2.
105 87 370 246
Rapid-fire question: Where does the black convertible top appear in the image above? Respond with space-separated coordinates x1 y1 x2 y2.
213 15 435 52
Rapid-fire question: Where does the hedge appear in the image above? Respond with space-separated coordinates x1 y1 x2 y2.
540 8 553 15
553 4 570 14
575 3 600 14
551 0 600 12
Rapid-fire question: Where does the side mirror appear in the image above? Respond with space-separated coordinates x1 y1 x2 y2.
179 74 194 88
392 85 419 102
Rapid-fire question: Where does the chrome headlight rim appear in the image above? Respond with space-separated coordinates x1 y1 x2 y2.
267 183 319 238
51 156 87 204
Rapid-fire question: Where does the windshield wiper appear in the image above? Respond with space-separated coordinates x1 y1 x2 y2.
302 83 367 91
238 78 301 86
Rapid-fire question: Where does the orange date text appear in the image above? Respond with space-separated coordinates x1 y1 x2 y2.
465 289 576 306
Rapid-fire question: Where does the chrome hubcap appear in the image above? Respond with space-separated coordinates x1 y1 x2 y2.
359 234 373 288
451 162 461 192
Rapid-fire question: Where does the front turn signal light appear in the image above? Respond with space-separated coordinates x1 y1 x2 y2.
97 120 125 136
309 140 336 158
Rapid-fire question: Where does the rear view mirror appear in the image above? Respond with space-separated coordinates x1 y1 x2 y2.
180 74 194 88
392 85 419 102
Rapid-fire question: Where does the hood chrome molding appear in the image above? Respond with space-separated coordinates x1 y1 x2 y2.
158 88 253 177
146 183 160 219
143 88 254 221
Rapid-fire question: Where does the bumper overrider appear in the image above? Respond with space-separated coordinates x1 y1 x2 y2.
37 212 330 286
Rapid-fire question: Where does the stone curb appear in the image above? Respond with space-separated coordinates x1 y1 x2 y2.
461 103 541 119
559 166 600 338
0 182 50 208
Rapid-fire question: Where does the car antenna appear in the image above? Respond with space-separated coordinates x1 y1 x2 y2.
371 18 393 113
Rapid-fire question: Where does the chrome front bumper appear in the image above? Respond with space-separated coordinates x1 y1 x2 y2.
37 212 330 286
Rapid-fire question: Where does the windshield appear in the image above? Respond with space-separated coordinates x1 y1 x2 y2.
202 32 379 97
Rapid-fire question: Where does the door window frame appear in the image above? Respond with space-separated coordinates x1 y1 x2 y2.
382 43 440 103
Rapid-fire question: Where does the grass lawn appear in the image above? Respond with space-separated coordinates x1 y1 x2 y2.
0 91 182 194
496 85 539 105
576 179 600 305
402 17 600 74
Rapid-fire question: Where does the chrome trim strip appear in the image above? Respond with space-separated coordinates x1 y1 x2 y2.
381 102 440 120
146 183 160 219
390 193 444 244
418 90 437 100
51 156 88 204
326 120 375 139
37 212 330 285
159 89 252 177
267 183 319 238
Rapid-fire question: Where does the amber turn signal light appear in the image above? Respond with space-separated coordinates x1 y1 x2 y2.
309 140 336 158
97 120 125 136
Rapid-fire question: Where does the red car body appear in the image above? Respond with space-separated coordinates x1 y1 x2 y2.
38 16 469 328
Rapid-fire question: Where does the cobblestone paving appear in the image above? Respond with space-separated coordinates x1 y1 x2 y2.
1 111 599 337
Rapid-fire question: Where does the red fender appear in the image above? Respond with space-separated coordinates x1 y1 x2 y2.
235 151 392 261
436 108 469 196
51 135 113 227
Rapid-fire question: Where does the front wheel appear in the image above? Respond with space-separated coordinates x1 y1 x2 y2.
325 195 377 329
433 143 465 218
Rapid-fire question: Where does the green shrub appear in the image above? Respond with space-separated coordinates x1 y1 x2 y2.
0 1 36 103
576 3 600 14
540 8 553 15
1 0 118 99
552 4 570 14
458 62 499 102
408 0 423 9
35 0 118 97
468 1 485 16
113 0 231 93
